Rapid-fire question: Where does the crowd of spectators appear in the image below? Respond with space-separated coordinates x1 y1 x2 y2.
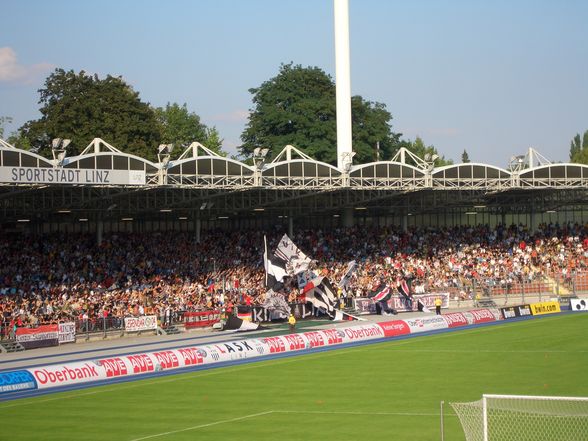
1 222 586 337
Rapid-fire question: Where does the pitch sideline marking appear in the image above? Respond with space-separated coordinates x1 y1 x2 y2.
129 410 274 441
128 409 442 440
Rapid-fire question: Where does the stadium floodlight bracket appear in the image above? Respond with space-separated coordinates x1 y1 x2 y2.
157 143 174 168
424 153 439 172
341 151 355 173
51 138 70 166
253 147 270 171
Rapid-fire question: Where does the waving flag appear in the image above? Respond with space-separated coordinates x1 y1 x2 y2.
369 284 393 302
338 260 357 288
300 278 337 319
397 278 413 309
264 236 287 290
274 234 312 276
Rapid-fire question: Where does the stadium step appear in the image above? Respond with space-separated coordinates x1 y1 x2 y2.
477 299 497 307
545 276 571 295
0 340 26 353
157 325 182 335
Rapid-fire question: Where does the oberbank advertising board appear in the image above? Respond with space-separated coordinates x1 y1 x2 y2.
0 166 146 186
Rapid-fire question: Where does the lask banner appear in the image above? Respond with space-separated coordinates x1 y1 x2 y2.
124 315 158 332
0 166 146 186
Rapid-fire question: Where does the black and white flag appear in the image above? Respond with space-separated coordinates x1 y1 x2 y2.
275 234 312 276
338 260 357 288
301 277 338 320
222 315 264 332
264 235 287 290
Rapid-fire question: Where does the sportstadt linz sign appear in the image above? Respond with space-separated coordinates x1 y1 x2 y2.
0 166 146 186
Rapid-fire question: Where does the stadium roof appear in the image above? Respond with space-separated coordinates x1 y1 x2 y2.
1 138 587 226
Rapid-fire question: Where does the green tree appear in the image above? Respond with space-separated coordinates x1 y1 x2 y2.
402 136 452 167
154 103 224 156
461 149 470 163
569 130 588 164
17 69 162 160
240 63 402 164
0 116 13 139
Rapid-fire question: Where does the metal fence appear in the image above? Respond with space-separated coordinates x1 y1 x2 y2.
431 270 588 308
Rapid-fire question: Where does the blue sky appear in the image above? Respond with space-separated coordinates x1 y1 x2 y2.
1 0 586 167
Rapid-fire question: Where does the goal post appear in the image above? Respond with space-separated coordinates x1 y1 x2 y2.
450 394 588 441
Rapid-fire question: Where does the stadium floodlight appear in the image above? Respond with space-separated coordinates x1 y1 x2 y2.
424 153 431 161
253 147 270 171
158 143 174 168
341 151 355 173
51 138 69 166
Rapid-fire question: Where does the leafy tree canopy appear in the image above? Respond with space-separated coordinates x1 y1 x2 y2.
240 63 402 164
154 103 224 157
397 136 453 167
461 149 470 163
569 130 588 164
17 69 162 160
0 116 12 139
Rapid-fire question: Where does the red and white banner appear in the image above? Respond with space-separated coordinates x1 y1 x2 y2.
124 315 158 332
442 312 469 328
184 310 221 329
1 306 504 395
464 308 501 324
377 320 411 337
16 325 59 349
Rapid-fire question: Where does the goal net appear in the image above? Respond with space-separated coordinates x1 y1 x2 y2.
450 394 588 441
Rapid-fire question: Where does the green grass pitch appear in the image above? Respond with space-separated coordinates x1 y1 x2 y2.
2 313 587 441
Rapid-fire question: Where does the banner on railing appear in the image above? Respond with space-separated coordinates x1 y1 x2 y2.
16 324 59 349
354 293 450 314
184 310 221 329
124 315 158 332
58 322 76 344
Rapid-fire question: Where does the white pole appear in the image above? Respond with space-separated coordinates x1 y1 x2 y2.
483 395 489 441
334 0 353 170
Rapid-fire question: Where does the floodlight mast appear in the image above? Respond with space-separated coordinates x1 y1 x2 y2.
334 0 353 171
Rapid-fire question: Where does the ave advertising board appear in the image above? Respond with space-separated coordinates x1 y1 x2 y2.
0 308 502 396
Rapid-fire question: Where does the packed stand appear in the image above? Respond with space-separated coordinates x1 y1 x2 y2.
0 222 586 337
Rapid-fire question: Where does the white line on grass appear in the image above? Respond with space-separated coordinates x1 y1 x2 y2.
129 410 274 441
129 409 442 440
274 410 440 417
